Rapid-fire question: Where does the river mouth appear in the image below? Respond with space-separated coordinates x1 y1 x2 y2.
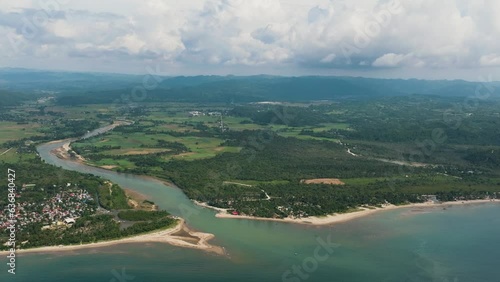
34 126 228 255
36 125 500 240
26 126 500 282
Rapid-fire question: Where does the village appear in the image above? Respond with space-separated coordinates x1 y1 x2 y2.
0 183 96 232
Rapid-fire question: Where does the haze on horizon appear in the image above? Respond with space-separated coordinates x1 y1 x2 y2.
1 0 500 81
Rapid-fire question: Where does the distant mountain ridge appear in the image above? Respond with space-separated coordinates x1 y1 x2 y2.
1 68 499 105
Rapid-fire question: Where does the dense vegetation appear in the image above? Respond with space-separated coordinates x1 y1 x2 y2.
97 184 130 210
0 133 173 250
50 76 500 104
6 214 176 249
76 95 500 218
0 159 177 250
2 70 500 221
0 90 30 107
0 160 104 207
4 68 497 104
155 132 500 218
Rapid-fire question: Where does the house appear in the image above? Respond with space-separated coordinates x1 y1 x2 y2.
22 184 36 190
64 218 76 225
188 111 203 117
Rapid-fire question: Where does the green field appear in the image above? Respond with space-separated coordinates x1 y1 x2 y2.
224 180 290 186
172 146 241 161
74 131 242 162
91 158 136 169
0 121 42 144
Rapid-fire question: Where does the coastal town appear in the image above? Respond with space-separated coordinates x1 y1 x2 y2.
0 184 96 232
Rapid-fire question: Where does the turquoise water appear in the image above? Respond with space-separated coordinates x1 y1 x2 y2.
2 141 499 281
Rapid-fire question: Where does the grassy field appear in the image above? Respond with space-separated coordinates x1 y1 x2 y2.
103 148 171 156
74 132 242 161
171 146 241 161
43 104 112 120
224 179 290 186
147 115 263 132
90 158 136 169
75 132 160 149
0 147 18 163
277 131 340 142
311 123 351 131
71 109 352 167
0 121 42 144
0 147 38 163
271 122 349 142
152 123 200 133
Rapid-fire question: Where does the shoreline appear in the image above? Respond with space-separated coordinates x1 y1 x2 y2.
212 199 500 226
45 138 75 145
193 200 229 213
39 128 500 242
23 131 226 256
46 138 500 228
1 219 225 255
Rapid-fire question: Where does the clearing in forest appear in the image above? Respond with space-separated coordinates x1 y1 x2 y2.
301 178 345 185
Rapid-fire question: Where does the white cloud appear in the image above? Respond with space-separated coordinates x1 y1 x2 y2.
320 53 336 63
1 0 500 79
373 53 405 67
479 54 500 66
372 53 425 68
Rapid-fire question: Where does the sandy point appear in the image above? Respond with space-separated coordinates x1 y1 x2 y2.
1 219 225 256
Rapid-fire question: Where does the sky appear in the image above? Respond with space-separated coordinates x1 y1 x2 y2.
1 0 500 81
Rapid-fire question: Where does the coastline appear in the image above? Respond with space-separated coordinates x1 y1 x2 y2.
211 199 500 226
193 200 228 213
24 133 225 256
40 128 499 246
1 219 225 255
47 137 500 228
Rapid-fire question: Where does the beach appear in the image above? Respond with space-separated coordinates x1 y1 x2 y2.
26 136 500 282
42 136 500 247
1 219 225 255
12 138 226 256
193 200 229 213
213 199 500 226
49 139 500 228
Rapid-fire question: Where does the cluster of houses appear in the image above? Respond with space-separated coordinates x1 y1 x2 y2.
187 110 228 132
188 111 222 117
0 186 95 231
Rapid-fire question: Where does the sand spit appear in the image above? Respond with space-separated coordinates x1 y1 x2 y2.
1 219 225 255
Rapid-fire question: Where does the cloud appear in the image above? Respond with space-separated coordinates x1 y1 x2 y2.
1 0 500 79
479 54 500 67
372 53 405 67
308 6 329 23
320 53 336 63
372 53 425 68
251 25 284 44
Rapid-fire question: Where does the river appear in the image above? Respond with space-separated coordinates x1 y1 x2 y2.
2 128 500 281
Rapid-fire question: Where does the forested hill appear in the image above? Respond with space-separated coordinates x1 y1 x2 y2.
0 90 29 107
57 75 500 105
0 68 141 92
1 68 500 104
